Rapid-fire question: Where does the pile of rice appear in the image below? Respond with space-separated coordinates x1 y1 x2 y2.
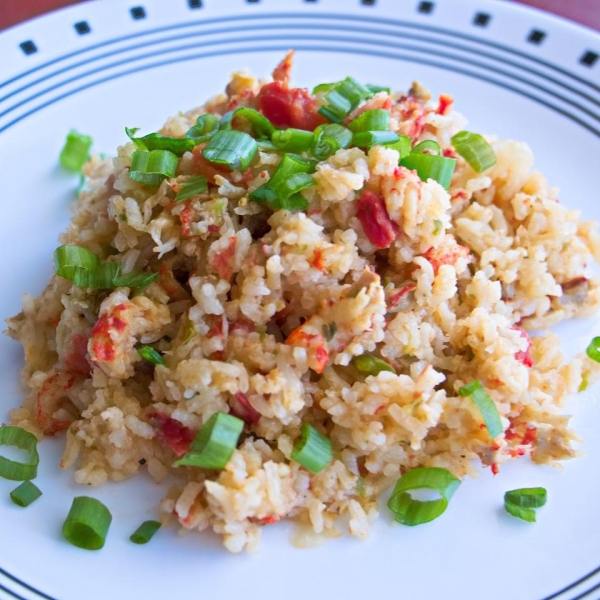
6 54 600 552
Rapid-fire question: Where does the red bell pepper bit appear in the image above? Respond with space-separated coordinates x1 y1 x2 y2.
150 412 196 457
356 190 398 249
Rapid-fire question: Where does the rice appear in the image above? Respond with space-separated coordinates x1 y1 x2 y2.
5 51 600 553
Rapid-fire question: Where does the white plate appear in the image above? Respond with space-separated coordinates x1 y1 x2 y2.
1 1 600 599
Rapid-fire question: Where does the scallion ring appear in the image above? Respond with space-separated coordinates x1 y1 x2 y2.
318 77 374 123
411 140 441 155
62 496 113 550
137 345 166 366
219 107 276 139
129 149 179 187
399 153 456 190
202 130 258 171
352 130 399 149
130 520 162 544
271 128 314 153
347 108 390 133
458 380 503 439
353 353 395 376
586 337 600 362
10 481 42 507
0 426 40 481
185 113 220 140
504 487 547 522
125 127 196 156
60 130 93 172
174 411 244 470
291 423 333 473
387 467 461 526
451 130 497 172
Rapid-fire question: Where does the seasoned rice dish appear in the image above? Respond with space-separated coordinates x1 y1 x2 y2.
6 52 600 552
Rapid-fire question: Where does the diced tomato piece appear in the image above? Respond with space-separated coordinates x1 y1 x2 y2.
230 392 261 425
437 93 453 115
150 412 196 457
513 327 533 367
356 190 398 249
64 333 91 376
257 82 326 131
191 144 228 183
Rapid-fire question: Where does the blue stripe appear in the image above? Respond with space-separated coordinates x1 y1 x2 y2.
1 11 598 94
1 19 598 109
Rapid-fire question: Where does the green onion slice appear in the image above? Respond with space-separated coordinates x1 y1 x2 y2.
291 423 333 473
400 153 456 190
312 82 336 95
0 426 40 481
112 271 158 292
586 337 600 363
271 128 314 153
54 245 100 280
174 411 244 470
311 124 353 160
130 520 162 544
174 175 209 202
125 127 196 156
412 140 441 155
353 353 395 376
129 149 179 187
62 496 112 550
185 113 220 140
365 84 391 94
352 130 399 149
451 130 497 172
347 108 390 133
202 130 257 171
60 129 93 172
137 345 166 366
71 261 121 290
504 488 547 522
318 77 374 123
384 135 412 158
219 107 276 139
10 481 42 507
387 467 461 526
250 153 314 211
458 380 503 439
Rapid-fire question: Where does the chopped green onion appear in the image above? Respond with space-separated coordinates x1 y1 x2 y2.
365 84 391 94
250 153 314 211
311 124 353 160
312 82 336 95
504 487 547 522
54 245 100 280
347 109 390 133
0 426 39 481
219 107 276 139
458 380 503 439
352 130 399 149
451 130 497 172
387 467 461 526
256 140 279 152
130 520 162 544
112 271 158 293
63 496 112 550
586 337 600 362
400 153 456 190
137 345 166 366
272 128 314 153
185 114 220 140
174 176 208 202
291 423 333 473
353 353 395 376
10 481 42 507
412 140 441 155
129 149 179 187
318 77 374 123
174 412 244 470
71 261 121 290
322 322 337 342
384 134 412 158
433 219 443 235
202 130 257 171
60 129 93 172
125 127 196 156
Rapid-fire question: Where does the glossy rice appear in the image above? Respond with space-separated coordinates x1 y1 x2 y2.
6 55 600 552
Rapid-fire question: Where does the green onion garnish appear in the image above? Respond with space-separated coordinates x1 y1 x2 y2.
219 107 276 139
291 423 333 473
137 345 166 366
0 426 39 481
411 139 441 155
202 130 258 171
451 130 497 172
174 411 244 470
387 467 461 526
399 152 456 190
347 108 390 133
384 134 412 158
130 520 162 544
318 77 374 123
62 496 112 550
174 176 208 202
352 130 399 149
60 129 93 172
112 271 159 293
125 127 196 156
352 353 395 376
586 337 600 362
271 128 314 153
71 261 121 290
458 380 503 439
312 82 336 95
10 481 42 507
185 114 220 140
504 487 547 522
311 124 353 160
365 84 391 94
129 149 179 187
53 244 100 281
322 322 337 342
250 153 314 211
